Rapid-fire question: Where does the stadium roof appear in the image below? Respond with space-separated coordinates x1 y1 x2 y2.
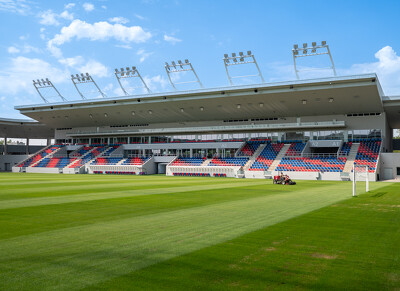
381 95 400 128
0 117 54 138
14 73 397 129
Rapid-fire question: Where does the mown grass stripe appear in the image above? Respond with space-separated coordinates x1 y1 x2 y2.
0 181 267 210
0 182 388 290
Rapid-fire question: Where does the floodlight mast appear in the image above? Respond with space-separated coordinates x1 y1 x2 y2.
223 51 265 85
164 59 203 90
32 78 67 103
71 73 107 99
114 66 150 95
292 41 337 79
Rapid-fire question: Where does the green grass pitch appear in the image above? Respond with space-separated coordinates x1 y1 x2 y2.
0 173 399 290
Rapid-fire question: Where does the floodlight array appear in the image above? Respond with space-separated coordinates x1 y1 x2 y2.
223 51 264 85
165 59 203 90
115 66 150 95
292 41 336 79
71 72 107 99
31 41 336 104
32 78 67 103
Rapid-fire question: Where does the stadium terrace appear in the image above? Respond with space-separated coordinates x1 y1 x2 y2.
2 44 400 181
0 72 397 182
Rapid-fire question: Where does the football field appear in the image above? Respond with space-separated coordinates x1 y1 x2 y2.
0 173 399 290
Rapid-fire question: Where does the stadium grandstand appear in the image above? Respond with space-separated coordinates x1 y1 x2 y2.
1 46 400 181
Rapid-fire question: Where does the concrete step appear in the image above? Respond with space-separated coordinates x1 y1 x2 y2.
202 159 212 166
343 143 360 173
268 144 291 172
244 144 266 170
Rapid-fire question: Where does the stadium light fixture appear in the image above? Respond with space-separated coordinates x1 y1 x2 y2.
164 58 203 90
32 78 67 103
71 72 107 99
292 40 337 79
222 50 265 85
114 66 150 95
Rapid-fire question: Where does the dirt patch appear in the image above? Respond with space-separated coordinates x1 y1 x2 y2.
311 253 338 260
264 247 276 252
228 264 242 270
387 272 400 282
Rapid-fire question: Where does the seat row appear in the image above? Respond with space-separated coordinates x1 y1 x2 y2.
171 157 205 166
173 172 211 177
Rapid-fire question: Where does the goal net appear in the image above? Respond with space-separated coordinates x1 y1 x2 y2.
352 164 369 196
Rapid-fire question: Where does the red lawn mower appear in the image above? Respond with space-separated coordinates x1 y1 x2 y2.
273 174 296 185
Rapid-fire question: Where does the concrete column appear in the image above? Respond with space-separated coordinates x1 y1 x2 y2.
148 136 151 144
128 137 131 144
190 148 193 158
89 138 92 145
107 137 110 145
4 137 8 155
278 132 283 142
47 138 51 146
26 138 29 155
344 131 348 142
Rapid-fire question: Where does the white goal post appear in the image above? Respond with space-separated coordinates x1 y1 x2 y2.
352 164 369 197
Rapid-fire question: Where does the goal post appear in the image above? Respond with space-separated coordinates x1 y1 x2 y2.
352 164 369 197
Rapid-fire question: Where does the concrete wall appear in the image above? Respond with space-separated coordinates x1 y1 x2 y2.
379 153 400 180
0 155 28 171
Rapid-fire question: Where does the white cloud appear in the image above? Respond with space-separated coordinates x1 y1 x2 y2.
22 44 41 53
0 56 67 96
135 14 145 20
342 46 400 95
83 2 94 12
137 49 153 62
39 10 60 26
47 19 152 57
109 17 129 24
101 5 107 9
78 60 108 77
60 10 74 21
163 34 182 44
7 44 40 54
58 56 84 67
65 3 75 9
0 0 31 15
143 75 169 92
115 44 132 49
267 46 400 96
8 46 20 54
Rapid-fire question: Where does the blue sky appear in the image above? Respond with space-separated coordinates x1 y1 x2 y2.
1 0 400 119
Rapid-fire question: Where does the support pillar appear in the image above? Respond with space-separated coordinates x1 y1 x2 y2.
46 138 51 146
26 138 29 155
190 148 193 158
3 137 7 155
